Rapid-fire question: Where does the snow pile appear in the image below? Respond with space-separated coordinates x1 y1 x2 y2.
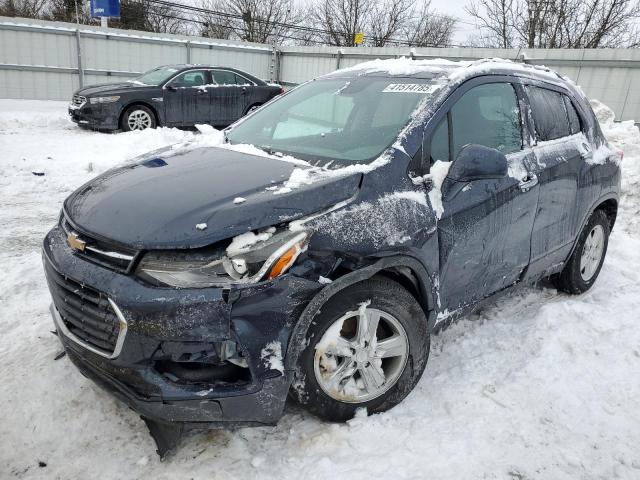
592 99 640 235
1 100 640 479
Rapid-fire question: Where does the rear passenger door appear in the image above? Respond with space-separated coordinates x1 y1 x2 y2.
430 80 540 310
525 85 585 276
210 69 253 126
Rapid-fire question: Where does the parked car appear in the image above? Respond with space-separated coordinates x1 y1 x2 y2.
68 65 283 131
45 58 621 455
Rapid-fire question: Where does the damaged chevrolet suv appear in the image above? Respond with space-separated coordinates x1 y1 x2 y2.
43 58 621 455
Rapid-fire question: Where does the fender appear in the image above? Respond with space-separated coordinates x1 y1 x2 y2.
284 255 436 372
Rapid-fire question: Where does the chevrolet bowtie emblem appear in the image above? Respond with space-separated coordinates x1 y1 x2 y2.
67 232 86 252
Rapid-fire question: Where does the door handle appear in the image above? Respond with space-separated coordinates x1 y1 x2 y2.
241 87 247 95
195 89 207 95
518 173 538 192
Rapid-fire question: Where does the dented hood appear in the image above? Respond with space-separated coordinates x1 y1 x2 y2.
64 147 361 249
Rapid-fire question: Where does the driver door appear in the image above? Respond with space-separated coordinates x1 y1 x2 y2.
163 69 212 126
428 80 540 311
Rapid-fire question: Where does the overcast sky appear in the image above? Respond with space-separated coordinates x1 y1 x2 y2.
429 0 477 44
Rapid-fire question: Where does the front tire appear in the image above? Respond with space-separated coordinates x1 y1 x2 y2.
553 209 610 294
120 105 157 131
292 277 429 422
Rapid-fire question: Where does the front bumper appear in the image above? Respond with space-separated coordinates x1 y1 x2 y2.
68 102 120 130
43 225 322 427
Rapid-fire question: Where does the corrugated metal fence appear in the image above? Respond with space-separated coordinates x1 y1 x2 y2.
1 16 639 121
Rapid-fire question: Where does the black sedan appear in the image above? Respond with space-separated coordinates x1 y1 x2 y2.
68 65 283 131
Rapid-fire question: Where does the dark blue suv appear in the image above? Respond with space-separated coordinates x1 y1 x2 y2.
43 59 621 455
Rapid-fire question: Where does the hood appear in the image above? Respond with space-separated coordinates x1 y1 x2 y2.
64 147 362 249
76 82 150 96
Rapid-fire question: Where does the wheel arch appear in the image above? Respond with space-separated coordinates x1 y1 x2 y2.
566 193 618 260
119 101 160 129
595 197 618 231
285 255 436 372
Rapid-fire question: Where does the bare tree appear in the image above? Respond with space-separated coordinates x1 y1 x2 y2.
310 0 372 46
47 0 90 23
369 0 411 46
465 0 640 48
309 0 455 47
198 0 234 39
209 0 300 44
465 0 517 47
0 0 48 18
404 1 457 47
145 1 190 34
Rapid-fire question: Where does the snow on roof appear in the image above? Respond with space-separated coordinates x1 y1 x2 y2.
332 56 563 85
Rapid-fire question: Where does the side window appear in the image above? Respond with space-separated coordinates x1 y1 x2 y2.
170 70 207 88
563 95 582 134
450 83 521 159
212 70 237 85
526 86 571 141
430 117 450 163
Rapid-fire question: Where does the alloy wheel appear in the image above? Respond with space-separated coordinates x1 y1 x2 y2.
127 109 152 130
580 224 605 281
313 304 409 403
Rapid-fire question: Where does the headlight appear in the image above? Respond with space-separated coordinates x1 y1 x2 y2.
137 229 309 288
89 96 120 104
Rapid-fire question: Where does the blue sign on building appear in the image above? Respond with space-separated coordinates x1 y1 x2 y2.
90 0 120 18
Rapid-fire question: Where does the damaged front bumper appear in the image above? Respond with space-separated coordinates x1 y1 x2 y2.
68 103 120 130
43 225 322 454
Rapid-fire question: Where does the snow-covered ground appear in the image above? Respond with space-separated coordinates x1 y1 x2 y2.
1 99 639 479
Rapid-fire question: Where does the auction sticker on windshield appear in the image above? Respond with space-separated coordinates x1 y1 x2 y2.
382 84 436 93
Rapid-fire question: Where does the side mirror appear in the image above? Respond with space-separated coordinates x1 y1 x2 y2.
166 84 178 92
448 144 508 182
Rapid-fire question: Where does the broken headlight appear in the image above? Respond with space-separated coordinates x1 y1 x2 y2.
136 229 309 288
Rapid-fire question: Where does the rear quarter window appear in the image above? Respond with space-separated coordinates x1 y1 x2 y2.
563 95 582 134
526 86 571 141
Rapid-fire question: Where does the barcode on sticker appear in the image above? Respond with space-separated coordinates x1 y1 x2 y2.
382 84 434 93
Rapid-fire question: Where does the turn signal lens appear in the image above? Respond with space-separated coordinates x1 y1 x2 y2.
267 244 300 279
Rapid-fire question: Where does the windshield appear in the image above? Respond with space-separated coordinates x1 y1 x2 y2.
131 66 180 86
226 77 436 164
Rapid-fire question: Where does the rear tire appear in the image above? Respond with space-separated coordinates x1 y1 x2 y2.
120 105 157 131
291 277 429 422
553 209 610 294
